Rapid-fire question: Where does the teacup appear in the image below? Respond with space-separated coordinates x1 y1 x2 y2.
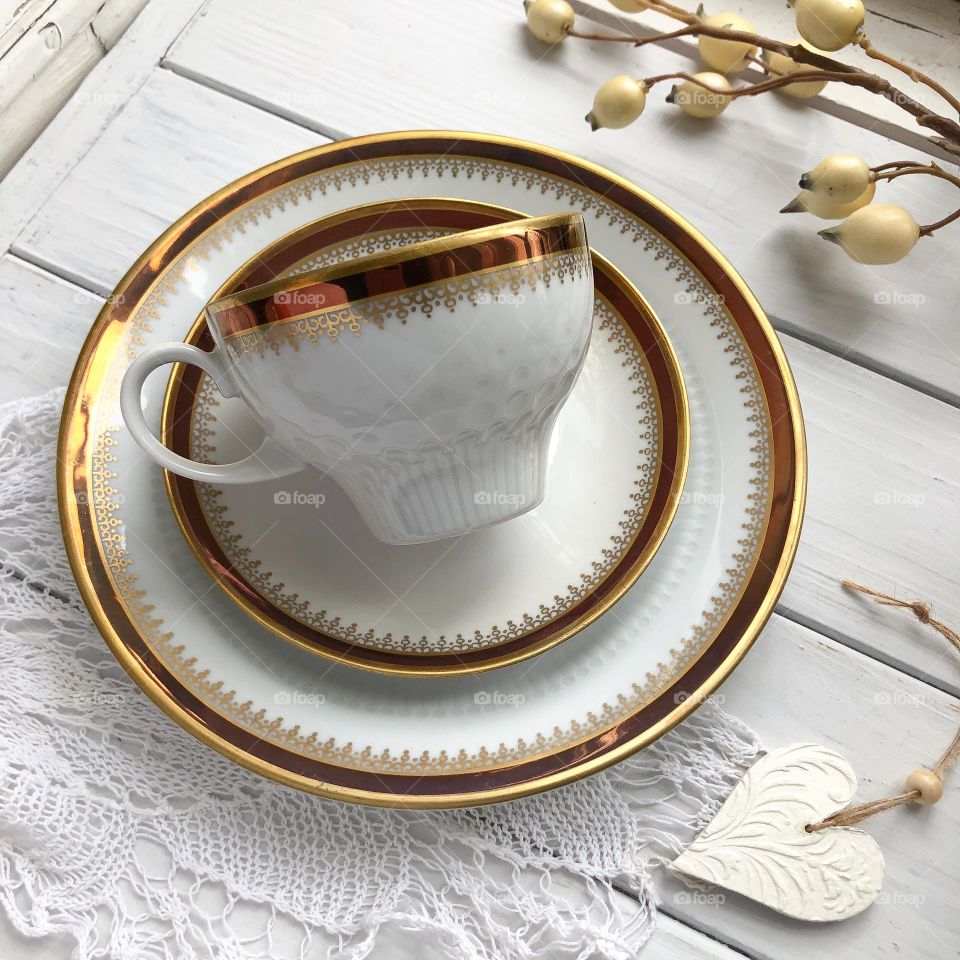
120 212 593 544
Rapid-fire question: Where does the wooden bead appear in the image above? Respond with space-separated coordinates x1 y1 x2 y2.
906 768 943 805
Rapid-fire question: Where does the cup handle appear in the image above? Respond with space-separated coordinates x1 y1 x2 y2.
120 341 304 484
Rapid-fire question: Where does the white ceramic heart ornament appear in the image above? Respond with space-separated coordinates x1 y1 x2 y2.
671 743 885 921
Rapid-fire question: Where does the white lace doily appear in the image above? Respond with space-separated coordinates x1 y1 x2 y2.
0 389 760 960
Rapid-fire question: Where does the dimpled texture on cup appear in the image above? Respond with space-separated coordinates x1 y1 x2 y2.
227 254 594 544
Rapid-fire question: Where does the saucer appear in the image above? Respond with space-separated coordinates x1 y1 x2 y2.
161 198 689 675
59 132 805 807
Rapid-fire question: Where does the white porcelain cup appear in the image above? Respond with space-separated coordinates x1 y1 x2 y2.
121 212 594 544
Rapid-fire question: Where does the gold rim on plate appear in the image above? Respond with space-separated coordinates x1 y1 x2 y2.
58 131 806 808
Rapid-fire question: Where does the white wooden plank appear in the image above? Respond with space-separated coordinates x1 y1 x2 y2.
91 0 148 48
0 0 145 112
160 0 960 406
0 0 204 251
661 612 960 960
0 254 102 402
15 68 323 294
0 21 102 178
645 914 742 960
784 334 960 696
9 64 960 690
0 0 55 57
0 0 149 178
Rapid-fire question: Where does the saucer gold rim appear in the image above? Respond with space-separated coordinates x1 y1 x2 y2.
160 197 689 677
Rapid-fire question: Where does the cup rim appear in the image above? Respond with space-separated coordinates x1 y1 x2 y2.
206 210 586 317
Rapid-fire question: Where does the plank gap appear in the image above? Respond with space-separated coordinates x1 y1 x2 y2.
775 603 960 700
867 7 945 38
772 317 960 411
8 245 114 297
656 904 766 960
160 57 351 142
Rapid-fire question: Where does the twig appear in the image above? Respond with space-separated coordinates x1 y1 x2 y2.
858 35 960 119
569 22 702 44
870 160 930 174
646 69 882 101
873 163 960 235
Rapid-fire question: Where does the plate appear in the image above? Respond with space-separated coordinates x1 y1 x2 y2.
58 132 805 807
161 198 689 675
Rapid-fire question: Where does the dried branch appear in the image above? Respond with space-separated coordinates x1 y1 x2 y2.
644 68 878 100
566 18 960 148
857 35 960 119
872 162 960 235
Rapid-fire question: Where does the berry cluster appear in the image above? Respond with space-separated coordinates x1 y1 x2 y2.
522 0 960 266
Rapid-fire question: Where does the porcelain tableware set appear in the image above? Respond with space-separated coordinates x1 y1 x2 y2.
59 132 805 806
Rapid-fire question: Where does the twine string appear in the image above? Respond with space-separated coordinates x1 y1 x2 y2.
806 580 960 832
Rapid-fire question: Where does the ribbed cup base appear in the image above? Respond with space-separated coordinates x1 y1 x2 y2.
336 434 548 545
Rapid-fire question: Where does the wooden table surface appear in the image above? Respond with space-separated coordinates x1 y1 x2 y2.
1 1 958 957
